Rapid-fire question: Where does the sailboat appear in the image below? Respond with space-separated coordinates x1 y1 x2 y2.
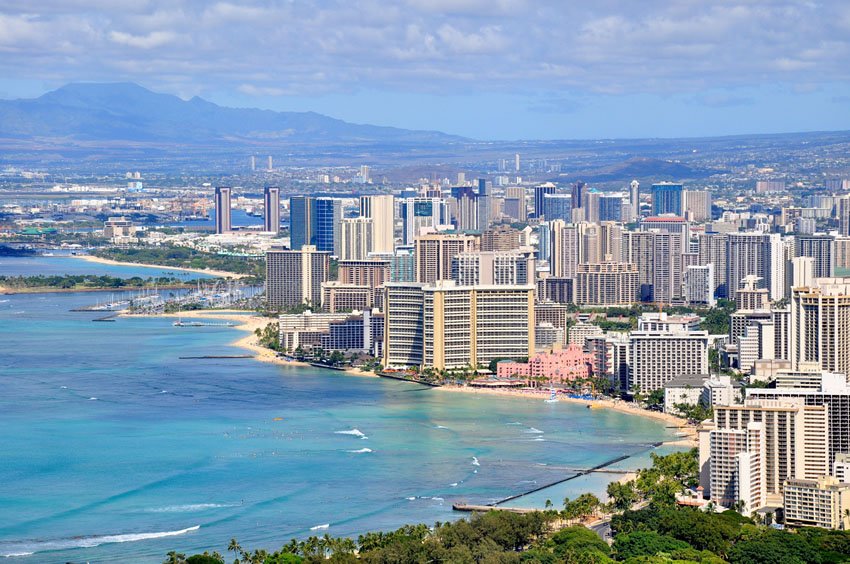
544 388 559 403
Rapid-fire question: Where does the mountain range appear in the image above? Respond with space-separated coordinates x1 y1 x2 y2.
0 82 463 145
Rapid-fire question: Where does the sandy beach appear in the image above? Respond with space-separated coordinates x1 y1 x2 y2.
73 254 247 279
437 385 697 446
123 309 376 378
122 308 696 444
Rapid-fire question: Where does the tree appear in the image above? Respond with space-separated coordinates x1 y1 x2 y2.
613 531 692 560
607 480 639 511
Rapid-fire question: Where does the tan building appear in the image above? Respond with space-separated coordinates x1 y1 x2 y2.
359 195 395 253
338 259 391 290
103 216 137 243
339 217 373 261
383 281 534 371
574 262 638 306
321 282 374 313
481 225 523 251
451 251 535 286
784 477 850 530
790 278 850 374
266 245 330 309
414 233 479 283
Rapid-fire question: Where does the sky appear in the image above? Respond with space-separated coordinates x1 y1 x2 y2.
1 0 850 140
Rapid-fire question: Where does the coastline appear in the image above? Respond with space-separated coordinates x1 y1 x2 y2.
72 254 247 279
123 309 375 379
436 386 697 447
122 308 694 443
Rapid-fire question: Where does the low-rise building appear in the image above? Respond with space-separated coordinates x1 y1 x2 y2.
496 344 592 385
784 477 850 530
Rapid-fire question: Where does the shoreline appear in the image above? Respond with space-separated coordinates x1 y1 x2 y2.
72 254 247 279
121 308 695 444
436 386 696 447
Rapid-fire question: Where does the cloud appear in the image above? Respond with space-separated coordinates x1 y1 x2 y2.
0 0 848 104
109 30 178 49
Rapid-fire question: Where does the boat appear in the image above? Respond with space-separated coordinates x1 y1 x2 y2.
544 388 559 403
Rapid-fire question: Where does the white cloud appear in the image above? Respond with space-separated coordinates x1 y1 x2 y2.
109 30 178 49
0 0 848 101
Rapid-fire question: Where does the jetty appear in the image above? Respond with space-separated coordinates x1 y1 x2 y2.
378 372 442 387
179 355 254 360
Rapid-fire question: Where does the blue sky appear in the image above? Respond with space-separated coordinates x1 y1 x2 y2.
1 0 849 140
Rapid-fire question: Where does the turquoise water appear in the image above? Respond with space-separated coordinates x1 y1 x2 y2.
0 255 216 279
0 265 678 563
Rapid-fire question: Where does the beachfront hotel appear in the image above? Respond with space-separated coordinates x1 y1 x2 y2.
266 245 330 309
383 281 534 371
495 344 593 385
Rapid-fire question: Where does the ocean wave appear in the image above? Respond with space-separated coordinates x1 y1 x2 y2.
88 397 98 401
449 482 458 487
471 457 480 466
0 525 200 557
524 427 544 434
310 524 330 531
146 503 235 513
434 425 449 429
406 496 416 501
532 437 545 442
506 421 523 426
335 429 367 439
347 448 373 454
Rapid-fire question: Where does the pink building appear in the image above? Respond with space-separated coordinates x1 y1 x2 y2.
496 344 593 385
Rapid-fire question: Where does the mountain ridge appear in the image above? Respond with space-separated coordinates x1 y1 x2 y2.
0 82 466 145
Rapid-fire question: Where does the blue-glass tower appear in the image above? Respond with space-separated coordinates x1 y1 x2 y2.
651 183 683 216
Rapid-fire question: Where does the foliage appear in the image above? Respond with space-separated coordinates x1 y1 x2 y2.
0 274 195 290
94 245 264 279
255 322 281 351
700 300 736 335
612 531 692 560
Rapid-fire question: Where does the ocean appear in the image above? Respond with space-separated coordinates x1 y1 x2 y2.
0 259 680 563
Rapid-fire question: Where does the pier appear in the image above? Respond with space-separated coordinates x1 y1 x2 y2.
452 442 664 513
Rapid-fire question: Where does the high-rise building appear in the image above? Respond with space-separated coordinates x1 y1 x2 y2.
514 154 520 172
314 198 343 255
684 264 716 306
359 195 394 253
533 183 557 218
574 263 639 306
267 155 273 171
698 232 729 298
682 190 712 222
383 281 534 370
571 181 588 210
628 327 708 393
622 230 684 303
598 193 625 222
755 180 785 193
451 251 535 286
266 245 330 309
543 193 572 222
289 196 316 250
790 278 850 374
726 233 785 301
735 275 770 311
503 187 527 222
263 186 281 234
339 217 373 261
629 180 640 221
338 259 390 290
651 182 684 216
838 195 850 237
214 186 232 234
705 422 765 514
414 232 479 283
784 477 850 530
481 225 522 251
400 197 448 244
795 234 835 279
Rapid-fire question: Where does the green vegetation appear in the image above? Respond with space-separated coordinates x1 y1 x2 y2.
700 299 736 335
254 323 281 351
94 245 264 279
168 450 850 563
0 274 195 291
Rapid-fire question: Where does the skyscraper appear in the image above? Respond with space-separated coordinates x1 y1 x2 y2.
263 186 280 234
629 180 640 221
314 197 343 255
651 182 684 216
214 186 231 234
266 245 330 308
400 197 447 244
726 233 784 301
339 217 373 261
795 234 835 279
533 183 557 218
359 195 395 253
543 193 572 222
682 189 712 222
571 181 588 210
289 196 316 250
